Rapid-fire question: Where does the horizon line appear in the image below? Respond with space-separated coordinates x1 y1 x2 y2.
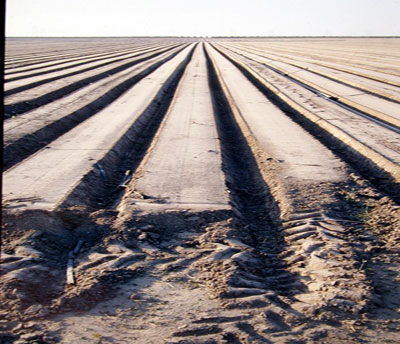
6 35 400 39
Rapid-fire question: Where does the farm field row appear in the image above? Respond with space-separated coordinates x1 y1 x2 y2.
2 37 400 343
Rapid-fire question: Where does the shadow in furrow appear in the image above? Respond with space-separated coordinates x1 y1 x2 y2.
58 45 196 209
4 44 186 116
211 44 400 203
204 44 277 225
204 44 304 302
3 46 191 171
5 45 168 82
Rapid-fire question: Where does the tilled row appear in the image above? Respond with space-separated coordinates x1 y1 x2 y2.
237 39 400 77
4 38 169 69
211 43 400 200
4 44 186 115
5 43 170 83
4 44 179 95
196 43 371 321
3 45 190 170
223 42 400 102
219 43 400 126
232 41 400 86
3 44 196 211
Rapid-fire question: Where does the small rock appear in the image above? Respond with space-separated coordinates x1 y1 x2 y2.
37 307 49 317
20 331 42 340
141 225 154 231
187 216 200 222
148 232 160 240
15 246 42 258
107 244 132 254
24 304 41 315
30 231 43 239
129 294 142 300
138 233 148 241
23 321 39 329
12 323 23 333
1 320 18 331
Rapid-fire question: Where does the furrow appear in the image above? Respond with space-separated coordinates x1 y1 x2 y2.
220 43 400 127
205 42 372 318
2 44 195 212
4 44 172 82
203 43 298 308
3 45 189 170
4 43 160 76
251 42 400 77
211 43 400 200
4 44 186 116
5 39 157 69
232 42 400 88
4 43 183 97
225 43 400 103
119 43 229 212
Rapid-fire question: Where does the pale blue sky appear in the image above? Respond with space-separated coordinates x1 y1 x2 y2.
5 0 400 37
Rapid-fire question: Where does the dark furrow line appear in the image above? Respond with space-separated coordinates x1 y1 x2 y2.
226 44 400 104
257 45 400 77
203 44 301 303
211 44 400 202
219 44 400 130
5 46 137 72
4 44 155 74
204 45 272 222
59 45 196 209
5 45 172 82
233 43 400 88
4 44 186 117
205 44 374 320
3 46 190 171
4 43 152 69
4 44 182 98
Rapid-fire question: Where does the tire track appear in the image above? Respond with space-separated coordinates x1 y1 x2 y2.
1 38 398 344
206 43 372 314
195 43 374 340
204 43 301 311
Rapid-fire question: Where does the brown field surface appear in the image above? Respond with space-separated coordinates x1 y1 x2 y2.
2 37 400 343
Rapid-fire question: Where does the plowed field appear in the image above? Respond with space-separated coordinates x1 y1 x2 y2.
2 37 400 343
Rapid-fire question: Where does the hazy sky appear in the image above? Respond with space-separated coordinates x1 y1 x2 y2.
5 0 400 37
